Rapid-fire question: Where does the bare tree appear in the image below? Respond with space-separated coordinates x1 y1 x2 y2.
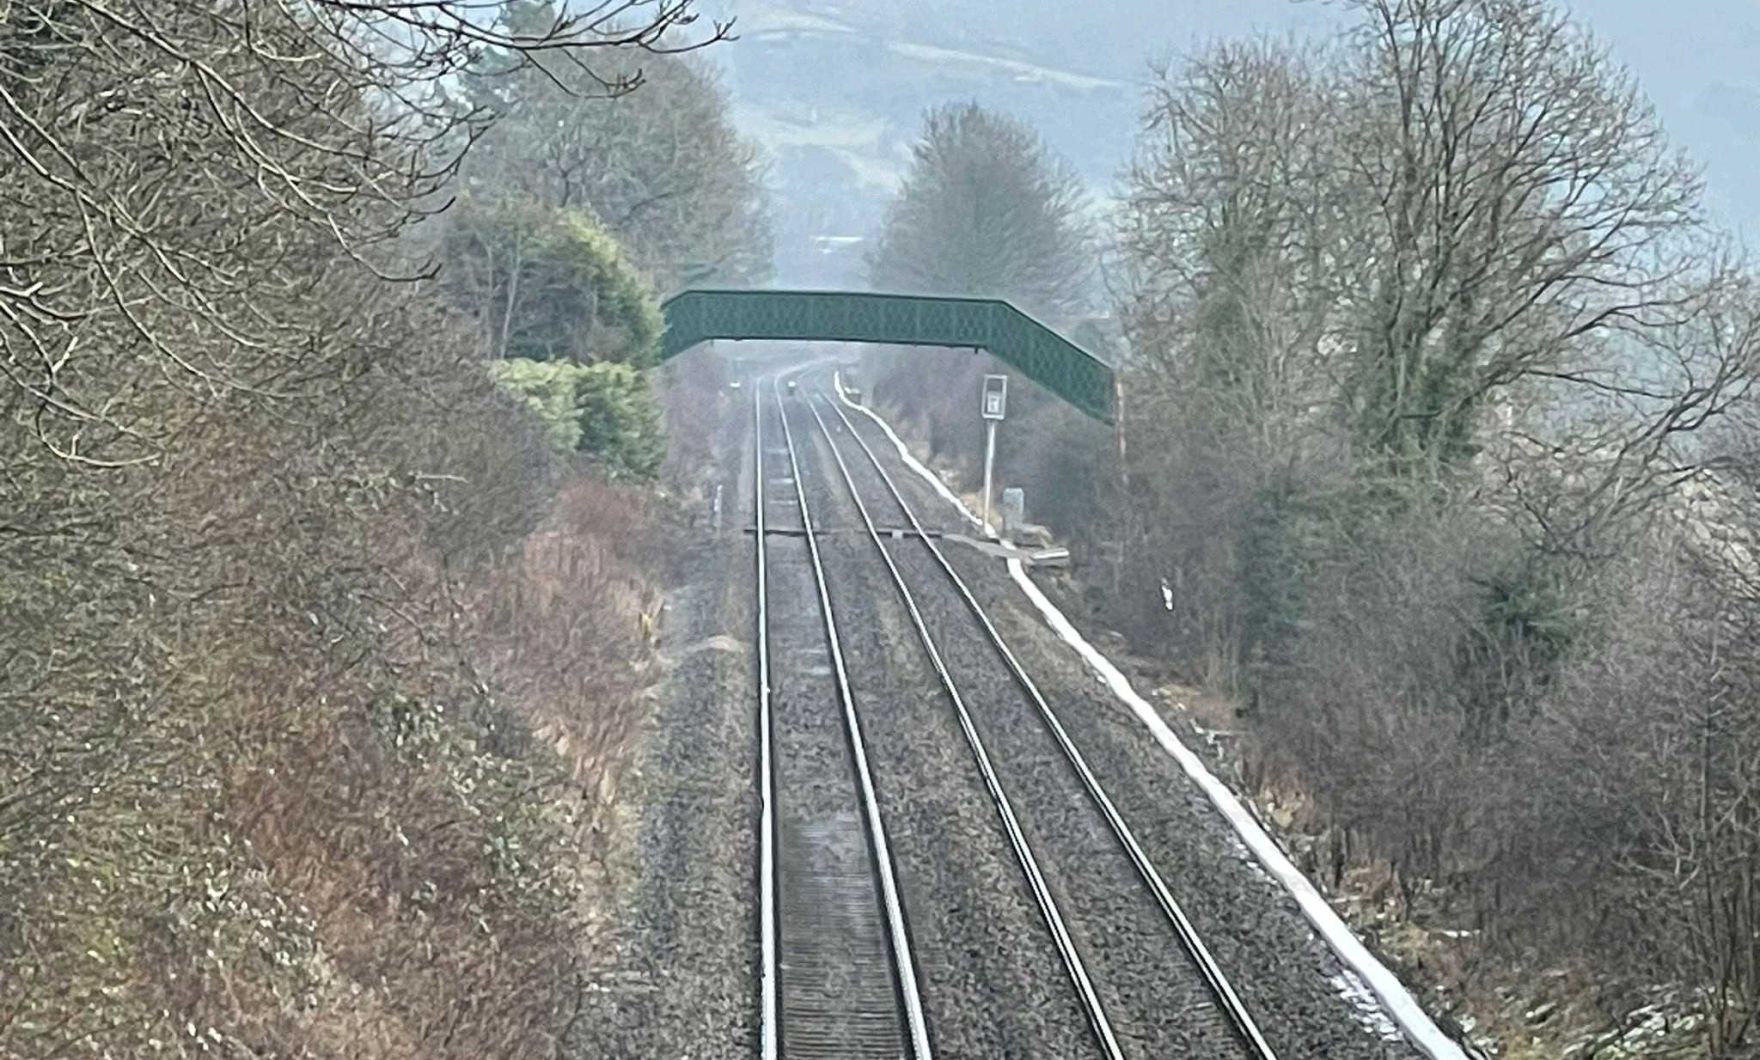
1491 262 1760 561
1120 40 1336 407
1334 0 1703 475
460 10 774 291
1114 41 1353 687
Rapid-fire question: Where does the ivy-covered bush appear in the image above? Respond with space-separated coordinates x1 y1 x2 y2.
573 361 665 480
491 358 664 480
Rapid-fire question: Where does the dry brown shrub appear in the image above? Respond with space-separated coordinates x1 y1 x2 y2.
658 347 733 504
476 476 661 809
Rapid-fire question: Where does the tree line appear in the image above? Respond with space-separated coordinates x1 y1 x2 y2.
442 0 769 479
867 0 1760 1050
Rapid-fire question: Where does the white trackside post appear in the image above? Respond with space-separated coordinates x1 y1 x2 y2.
982 418 997 533
979 373 1008 536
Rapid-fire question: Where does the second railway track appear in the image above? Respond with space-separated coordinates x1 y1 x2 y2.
761 375 1281 1060
755 381 933 1060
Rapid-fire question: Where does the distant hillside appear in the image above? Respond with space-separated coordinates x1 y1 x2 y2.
701 0 1760 285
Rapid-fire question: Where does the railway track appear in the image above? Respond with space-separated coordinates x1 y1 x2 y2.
753 383 933 1060
754 374 1281 1060
788 385 1128 1057
821 387 1279 1054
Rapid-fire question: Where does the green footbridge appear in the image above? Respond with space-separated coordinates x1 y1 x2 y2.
660 289 1116 423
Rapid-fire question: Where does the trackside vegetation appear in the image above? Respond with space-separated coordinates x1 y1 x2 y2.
490 359 666 479
0 1 765 1055
865 3 1760 1053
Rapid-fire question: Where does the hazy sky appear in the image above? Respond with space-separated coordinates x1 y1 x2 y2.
1566 0 1760 237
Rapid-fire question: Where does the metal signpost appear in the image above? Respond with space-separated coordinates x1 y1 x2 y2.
981 374 1008 533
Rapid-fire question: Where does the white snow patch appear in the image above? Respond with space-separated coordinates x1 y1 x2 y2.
834 374 1471 1060
883 40 1128 91
738 7 857 36
731 3 1126 93
728 103 914 192
1332 970 1408 1041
